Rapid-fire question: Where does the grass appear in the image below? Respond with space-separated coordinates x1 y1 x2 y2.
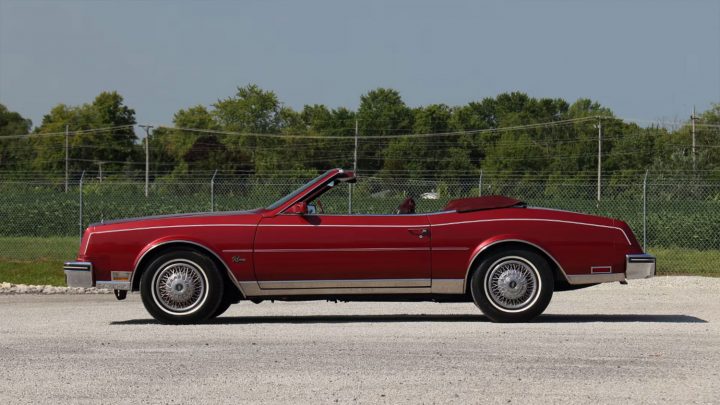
0 237 717 286
0 237 78 286
650 247 720 277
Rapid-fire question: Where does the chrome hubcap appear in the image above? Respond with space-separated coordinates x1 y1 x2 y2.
154 262 206 313
486 259 538 310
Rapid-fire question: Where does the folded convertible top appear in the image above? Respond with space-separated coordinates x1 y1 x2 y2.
443 195 525 213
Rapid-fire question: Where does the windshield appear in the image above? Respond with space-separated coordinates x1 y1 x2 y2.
265 170 334 210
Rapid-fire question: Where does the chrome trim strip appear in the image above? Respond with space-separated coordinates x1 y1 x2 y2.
96 281 131 291
431 279 465 294
566 273 625 284
92 224 256 235
221 249 253 253
240 282 432 297
63 261 92 271
258 278 431 290
131 240 247 297
255 247 429 253
258 224 426 228
432 218 632 245
463 239 570 291
432 247 470 251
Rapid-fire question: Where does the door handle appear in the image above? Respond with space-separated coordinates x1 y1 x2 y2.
408 228 429 238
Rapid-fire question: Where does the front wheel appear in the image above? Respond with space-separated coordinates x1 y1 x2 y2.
140 250 224 324
470 249 553 322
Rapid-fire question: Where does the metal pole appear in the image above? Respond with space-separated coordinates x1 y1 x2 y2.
211 169 218 212
643 169 648 251
479 170 483 197
349 119 358 214
691 106 697 171
597 118 602 205
139 125 153 197
65 124 69 193
79 170 85 238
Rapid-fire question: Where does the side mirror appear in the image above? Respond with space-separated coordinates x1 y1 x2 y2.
287 201 308 215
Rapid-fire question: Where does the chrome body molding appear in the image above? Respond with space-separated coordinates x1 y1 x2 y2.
240 282 432 296
240 278 464 297
130 240 246 297
463 239 570 291
96 281 131 291
64 261 93 288
566 273 625 284
430 279 465 294
625 253 656 280
258 278 430 289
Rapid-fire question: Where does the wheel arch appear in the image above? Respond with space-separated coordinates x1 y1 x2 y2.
131 239 244 298
463 238 568 294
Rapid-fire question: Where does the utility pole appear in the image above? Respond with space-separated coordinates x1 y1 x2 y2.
597 118 602 205
65 124 69 193
138 125 153 197
691 106 697 171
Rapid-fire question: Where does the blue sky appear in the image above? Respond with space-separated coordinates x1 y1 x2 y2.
1 0 718 128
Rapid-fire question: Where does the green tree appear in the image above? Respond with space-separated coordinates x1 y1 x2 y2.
0 104 33 173
32 91 136 173
357 88 413 173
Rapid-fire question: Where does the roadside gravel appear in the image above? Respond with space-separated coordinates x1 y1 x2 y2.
0 276 718 404
0 282 111 294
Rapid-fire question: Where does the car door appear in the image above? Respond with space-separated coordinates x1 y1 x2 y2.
253 213 432 290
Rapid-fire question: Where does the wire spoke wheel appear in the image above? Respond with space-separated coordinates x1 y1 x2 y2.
484 258 539 311
152 260 207 314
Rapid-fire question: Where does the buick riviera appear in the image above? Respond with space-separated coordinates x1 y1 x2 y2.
65 169 655 323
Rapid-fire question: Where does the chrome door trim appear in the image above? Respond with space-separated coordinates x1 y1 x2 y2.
566 273 625 284
258 278 431 290
241 278 464 297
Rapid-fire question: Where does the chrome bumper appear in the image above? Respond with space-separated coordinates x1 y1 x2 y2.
64 261 94 288
626 254 656 280
64 262 132 290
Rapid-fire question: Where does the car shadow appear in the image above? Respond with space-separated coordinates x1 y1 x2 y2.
110 313 707 325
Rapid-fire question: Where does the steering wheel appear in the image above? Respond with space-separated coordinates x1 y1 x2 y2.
315 199 324 214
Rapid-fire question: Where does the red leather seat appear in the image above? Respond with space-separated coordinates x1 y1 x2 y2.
396 197 416 214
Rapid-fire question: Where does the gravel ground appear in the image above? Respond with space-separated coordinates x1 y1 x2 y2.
0 276 718 404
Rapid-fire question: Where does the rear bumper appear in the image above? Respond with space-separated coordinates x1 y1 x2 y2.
64 261 93 288
626 254 656 279
64 261 132 290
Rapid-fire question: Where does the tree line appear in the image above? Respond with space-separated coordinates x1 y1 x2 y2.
1 85 718 180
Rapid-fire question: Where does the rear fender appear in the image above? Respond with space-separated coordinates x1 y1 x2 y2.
465 234 568 292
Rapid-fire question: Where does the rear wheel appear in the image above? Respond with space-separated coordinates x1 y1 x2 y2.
470 249 553 322
140 250 224 324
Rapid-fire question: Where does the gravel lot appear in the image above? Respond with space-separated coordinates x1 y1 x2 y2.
0 276 718 404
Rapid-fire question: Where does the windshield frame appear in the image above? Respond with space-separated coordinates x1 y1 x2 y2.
265 170 335 210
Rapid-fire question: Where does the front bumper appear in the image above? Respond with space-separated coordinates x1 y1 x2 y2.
64 261 132 290
64 261 93 288
626 254 656 279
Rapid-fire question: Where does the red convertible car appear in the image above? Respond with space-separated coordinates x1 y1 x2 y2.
65 169 655 323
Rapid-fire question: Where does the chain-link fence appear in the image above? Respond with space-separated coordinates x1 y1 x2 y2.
1 172 718 279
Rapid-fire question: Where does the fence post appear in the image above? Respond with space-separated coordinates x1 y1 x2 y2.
79 170 85 238
643 169 648 251
210 169 218 212
479 170 483 197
